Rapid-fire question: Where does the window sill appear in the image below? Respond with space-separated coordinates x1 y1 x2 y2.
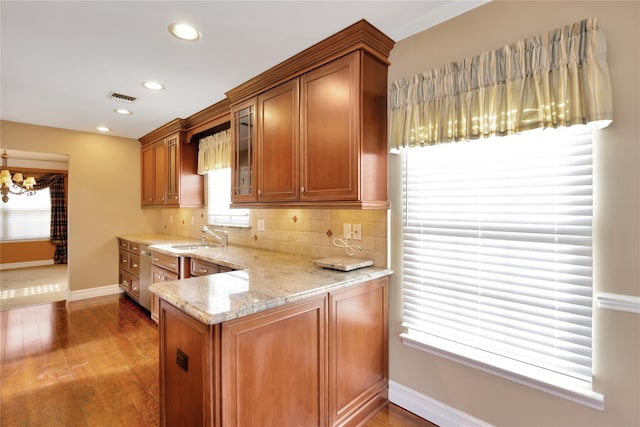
400 332 605 411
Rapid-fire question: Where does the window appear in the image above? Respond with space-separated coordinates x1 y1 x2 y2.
206 168 249 227
401 126 603 407
0 187 51 241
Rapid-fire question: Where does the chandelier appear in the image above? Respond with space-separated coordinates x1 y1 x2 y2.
0 150 37 203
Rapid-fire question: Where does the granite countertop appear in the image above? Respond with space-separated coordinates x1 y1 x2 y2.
118 233 200 246
145 241 393 325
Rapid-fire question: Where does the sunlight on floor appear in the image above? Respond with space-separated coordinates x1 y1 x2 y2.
1 283 62 300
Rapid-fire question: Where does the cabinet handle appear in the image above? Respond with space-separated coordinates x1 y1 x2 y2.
300 186 305 193
200 268 208 273
132 263 138 268
153 256 158 262
170 262 176 267
123 259 127 264
258 189 262 195
122 280 128 286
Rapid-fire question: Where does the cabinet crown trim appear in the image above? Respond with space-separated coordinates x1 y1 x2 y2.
139 118 187 145
225 19 395 104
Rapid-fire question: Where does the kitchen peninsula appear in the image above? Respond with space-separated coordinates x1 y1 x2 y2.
149 243 392 426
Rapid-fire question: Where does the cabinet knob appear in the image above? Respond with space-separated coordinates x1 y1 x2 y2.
123 259 127 264
300 186 305 193
170 262 176 267
200 268 208 273
132 263 138 268
258 189 262 195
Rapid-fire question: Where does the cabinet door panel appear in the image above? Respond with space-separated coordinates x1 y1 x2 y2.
258 79 299 201
160 301 214 427
153 140 168 204
222 297 327 427
165 134 180 205
141 145 154 205
300 52 359 201
329 277 389 426
231 99 257 202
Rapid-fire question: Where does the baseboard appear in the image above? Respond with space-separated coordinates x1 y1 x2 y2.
1 260 54 270
68 284 124 301
389 380 493 427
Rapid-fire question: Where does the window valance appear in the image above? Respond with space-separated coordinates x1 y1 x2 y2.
389 17 613 148
198 129 231 174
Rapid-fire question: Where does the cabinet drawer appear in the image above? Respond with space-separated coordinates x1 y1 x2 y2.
129 253 140 276
151 252 180 274
119 238 130 250
190 259 220 277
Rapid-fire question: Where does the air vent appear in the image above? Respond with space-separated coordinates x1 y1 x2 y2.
106 92 137 103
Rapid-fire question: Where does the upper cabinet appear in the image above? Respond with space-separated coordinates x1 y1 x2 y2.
226 20 394 209
139 119 204 208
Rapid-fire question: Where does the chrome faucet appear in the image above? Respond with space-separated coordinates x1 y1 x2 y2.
201 225 228 247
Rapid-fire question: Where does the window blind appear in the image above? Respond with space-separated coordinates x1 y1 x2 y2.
0 187 51 241
402 126 594 388
206 168 249 227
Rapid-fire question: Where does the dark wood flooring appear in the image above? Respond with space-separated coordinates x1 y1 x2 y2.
0 294 436 426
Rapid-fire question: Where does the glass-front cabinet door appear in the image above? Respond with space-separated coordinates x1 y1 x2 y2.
231 98 257 202
165 133 180 205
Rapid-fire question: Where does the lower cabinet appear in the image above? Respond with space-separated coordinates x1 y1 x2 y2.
222 297 327 427
158 276 388 427
159 301 218 427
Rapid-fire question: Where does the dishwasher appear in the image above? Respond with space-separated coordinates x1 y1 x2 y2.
138 244 153 311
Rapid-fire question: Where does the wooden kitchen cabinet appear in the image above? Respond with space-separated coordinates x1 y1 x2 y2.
230 98 257 202
157 276 389 427
139 119 204 208
160 300 218 427
150 251 189 323
190 258 233 277
227 21 393 209
221 296 327 427
118 238 140 301
328 277 388 426
256 78 299 202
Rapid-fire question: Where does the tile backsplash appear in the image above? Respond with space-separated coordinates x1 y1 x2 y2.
158 208 389 267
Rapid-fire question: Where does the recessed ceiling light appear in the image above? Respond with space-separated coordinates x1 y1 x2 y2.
114 108 133 115
96 126 111 132
168 22 200 41
142 81 165 91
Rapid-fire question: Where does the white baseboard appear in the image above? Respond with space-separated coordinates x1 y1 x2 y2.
1 260 54 270
389 380 493 427
68 284 124 301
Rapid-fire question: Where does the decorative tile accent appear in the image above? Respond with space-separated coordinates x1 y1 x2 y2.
253 234 259 241
326 229 333 238
292 215 298 223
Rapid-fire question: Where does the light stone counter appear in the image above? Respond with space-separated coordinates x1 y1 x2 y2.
147 243 393 325
117 233 200 246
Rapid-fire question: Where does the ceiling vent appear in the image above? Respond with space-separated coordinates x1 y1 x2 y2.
106 91 137 103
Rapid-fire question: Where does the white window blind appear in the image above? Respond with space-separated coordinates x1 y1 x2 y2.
0 187 51 241
401 126 594 392
206 168 249 227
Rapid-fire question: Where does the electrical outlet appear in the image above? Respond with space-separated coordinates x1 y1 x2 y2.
352 224 362 240
343 223 352 239
257 219 265 232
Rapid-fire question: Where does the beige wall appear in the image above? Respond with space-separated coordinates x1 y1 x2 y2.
0 120 158 291
387 1 639 425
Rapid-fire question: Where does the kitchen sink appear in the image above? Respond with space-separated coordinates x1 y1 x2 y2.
169 243 220 250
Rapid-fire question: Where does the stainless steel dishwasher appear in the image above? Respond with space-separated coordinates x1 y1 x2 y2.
138 244 153 311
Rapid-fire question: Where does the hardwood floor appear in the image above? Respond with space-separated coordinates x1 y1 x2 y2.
0 294 436 427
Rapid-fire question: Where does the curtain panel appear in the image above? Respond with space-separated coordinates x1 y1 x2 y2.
34 173 67 264
389 17 613 148
198 129 231 174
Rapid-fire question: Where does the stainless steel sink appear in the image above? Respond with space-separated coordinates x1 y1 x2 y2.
169 243 220 250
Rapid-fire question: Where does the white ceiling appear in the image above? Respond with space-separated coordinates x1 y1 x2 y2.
1 1 486 140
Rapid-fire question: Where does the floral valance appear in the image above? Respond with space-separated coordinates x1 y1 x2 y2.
389 17 613 148
198 129 231 174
